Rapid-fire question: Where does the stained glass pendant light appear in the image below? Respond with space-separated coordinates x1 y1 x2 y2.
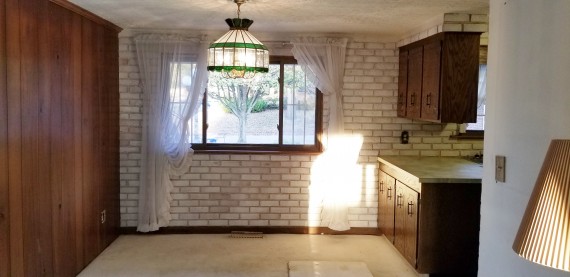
207 0 269 79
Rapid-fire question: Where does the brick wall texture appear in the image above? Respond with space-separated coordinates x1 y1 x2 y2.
119 28 484 228
398 13 489 47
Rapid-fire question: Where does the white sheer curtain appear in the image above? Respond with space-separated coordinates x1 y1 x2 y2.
292 37 354 231
135 34 208 232
291 37 348 134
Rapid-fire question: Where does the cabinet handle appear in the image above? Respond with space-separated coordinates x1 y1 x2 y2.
407 201 414 215
397 194 403 207
398 95 403 105
387 187 392 200
426 93 431 106
410 93 415 106
379 181 384 193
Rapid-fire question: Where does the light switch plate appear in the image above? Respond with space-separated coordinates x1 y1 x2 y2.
496 155 506 182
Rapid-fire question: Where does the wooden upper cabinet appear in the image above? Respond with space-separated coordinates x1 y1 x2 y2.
397 51 408 117
406 47 422 119
398 32 481 123
421 41 441 121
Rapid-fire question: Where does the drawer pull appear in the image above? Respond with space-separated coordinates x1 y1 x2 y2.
407 201 414 215
426 93 431 106
410 93 415 106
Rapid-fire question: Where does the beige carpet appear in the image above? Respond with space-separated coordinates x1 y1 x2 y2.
78 234 419 277
288 261 373 277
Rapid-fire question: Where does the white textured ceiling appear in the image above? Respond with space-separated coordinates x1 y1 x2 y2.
70 0 488 37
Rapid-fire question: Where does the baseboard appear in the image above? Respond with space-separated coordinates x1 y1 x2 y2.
121 226 380 236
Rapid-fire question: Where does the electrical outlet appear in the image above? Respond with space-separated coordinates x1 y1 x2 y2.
401 131 409 144
496 155 506 182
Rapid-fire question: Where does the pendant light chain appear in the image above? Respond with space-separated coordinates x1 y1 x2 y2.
236 3 241 19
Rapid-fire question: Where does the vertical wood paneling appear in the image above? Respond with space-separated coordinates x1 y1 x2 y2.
19 0 53 274
97 24 108 250
70 11 85 273
62 6 82 276
48 3 78 276
47 3 64 275
37 0 56 273
81 17 98 263
108 31 120 247
5 0 24 275
0 0 9 276
4 0 120 275
90 21 108 253
100 27 120 249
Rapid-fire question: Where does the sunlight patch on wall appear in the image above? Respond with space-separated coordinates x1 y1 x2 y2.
309 134 364 229
364 164 377 207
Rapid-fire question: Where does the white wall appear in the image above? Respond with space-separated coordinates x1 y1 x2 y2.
479 0 570 276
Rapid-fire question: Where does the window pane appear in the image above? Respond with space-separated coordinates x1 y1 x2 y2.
189 103 203 143
206 66 280 144
282 64 316 145
170 62 203 144
467 64 487 131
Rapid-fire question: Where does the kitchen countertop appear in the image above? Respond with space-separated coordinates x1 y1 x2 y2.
377 156 483 185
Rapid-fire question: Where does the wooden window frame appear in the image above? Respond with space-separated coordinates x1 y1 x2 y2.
192 56 324 154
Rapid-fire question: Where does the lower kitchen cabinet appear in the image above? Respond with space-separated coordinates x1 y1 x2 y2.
377 156 482 276
394 181 419 268
377 171 395 243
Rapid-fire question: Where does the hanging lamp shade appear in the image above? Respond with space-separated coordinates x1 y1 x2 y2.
207 17 269 79
513 139 570 271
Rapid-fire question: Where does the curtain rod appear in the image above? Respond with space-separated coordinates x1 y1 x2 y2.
262 40 293 46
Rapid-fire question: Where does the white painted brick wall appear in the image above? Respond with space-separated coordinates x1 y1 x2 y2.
119 31 484 228
398 13 489 47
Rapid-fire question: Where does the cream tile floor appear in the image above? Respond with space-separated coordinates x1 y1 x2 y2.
78 234 419 277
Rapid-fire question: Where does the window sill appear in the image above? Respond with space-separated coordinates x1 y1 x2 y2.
192 144 324 155
450 131 484 140
193 149 323 155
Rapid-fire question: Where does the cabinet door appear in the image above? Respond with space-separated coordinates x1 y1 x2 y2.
395 181 419 268
378 170 395 243
394 181 407 258
403 185 419 268
397 50 408 117
421 41 442 121
406 47 422 118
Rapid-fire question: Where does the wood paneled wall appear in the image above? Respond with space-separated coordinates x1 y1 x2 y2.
0 0 121 276
0 0 9 276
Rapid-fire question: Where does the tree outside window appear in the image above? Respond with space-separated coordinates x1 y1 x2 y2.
181 56 322 152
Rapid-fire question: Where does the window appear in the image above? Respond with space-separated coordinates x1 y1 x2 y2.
187 56 323 152
466 64 487 132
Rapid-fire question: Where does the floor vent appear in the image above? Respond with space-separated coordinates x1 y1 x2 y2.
229 231 264 238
